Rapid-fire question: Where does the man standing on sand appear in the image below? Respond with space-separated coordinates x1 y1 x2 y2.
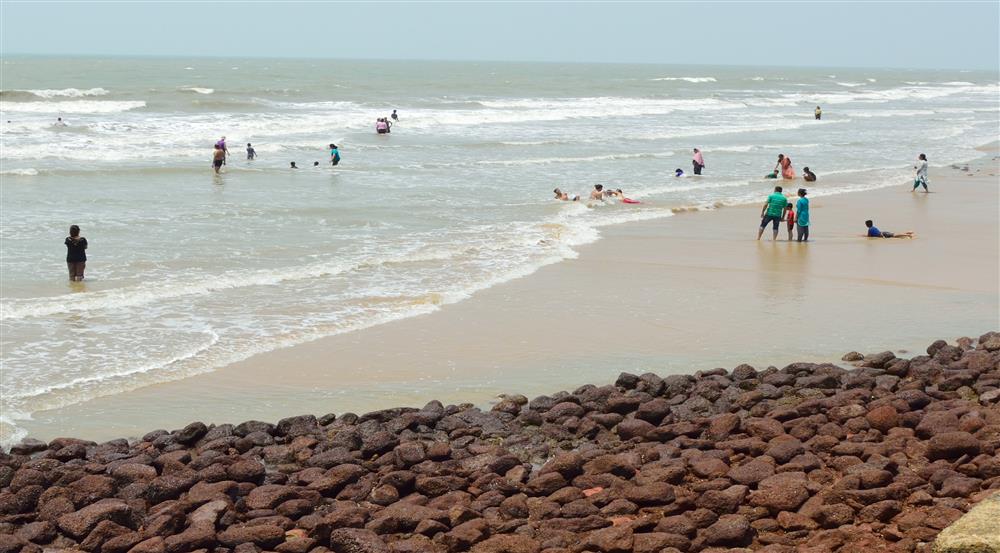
757 186 788 241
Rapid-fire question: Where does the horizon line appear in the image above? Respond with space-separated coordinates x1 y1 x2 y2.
2 52 997 73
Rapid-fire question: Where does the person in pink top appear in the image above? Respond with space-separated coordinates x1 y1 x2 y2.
775 154 796 179
692 148 705 175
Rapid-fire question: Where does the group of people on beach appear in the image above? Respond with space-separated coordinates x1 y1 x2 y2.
376 111 399 134
553 184 639 204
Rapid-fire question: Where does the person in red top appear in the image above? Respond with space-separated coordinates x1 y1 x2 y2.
783 201 796 241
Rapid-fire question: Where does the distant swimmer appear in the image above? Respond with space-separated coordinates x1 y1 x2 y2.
391 109 399 122
775 154 796 179
757 185 788 241
675 168 685 177
54 117 68 127
692 148 705 175
376 118 389 134
803 167 817 182
913 153 929 192
815 106 822 120
65 225 88 281
553 188 579 201
764 171 779 179
246 143 256 160
313 161 320 167
212 144 226 174
329 143 341 166
865 219 914 239
215 136 229 165
590 184 605 201
290 162 299 169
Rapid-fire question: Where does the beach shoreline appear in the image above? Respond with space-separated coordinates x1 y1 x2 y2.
12 145 999 445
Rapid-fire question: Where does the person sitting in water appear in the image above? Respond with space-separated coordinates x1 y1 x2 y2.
553 188 579 201
865 219 914 239
290 162 299 169
674 168 685 177
376 119 389 134
246 143 256 160
764 171 778 179
313 161 320 167
803 167 817 182
590 184 606 201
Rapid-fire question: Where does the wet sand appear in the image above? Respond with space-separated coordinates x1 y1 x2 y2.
20 156 1000 442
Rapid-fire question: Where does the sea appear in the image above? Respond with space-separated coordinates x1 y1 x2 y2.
1 57 998 446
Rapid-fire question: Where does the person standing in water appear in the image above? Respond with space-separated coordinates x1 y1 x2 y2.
757 186 788 241
815 106 822 120
692 148 705 175
391 110 399 122
212 144 226 174
65 225 87 281
246 143 256 160
215 136 229 165
913 153 929 192
329 144 341 166
775 154 796 179
795 188 810 242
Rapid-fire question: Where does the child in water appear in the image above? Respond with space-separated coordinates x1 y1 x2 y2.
674 168 685 177
330 144 341 166
246 143 256 160
783 201 796 241
803 167 817 182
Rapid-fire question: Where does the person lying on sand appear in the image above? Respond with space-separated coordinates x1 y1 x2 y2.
553 188 579 201
865 219 914 239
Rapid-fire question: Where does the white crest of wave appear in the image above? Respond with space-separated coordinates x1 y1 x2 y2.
0 168 39 176
651 77 717 83
180 87 215 94
0 100 146 113
22 87 110 98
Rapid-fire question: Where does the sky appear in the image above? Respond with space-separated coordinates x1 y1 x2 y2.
2 2 999 71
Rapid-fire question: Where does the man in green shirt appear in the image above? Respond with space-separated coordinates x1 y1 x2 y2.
757 186 788 241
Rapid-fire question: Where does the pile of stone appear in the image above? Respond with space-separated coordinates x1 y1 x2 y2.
2 332 998 553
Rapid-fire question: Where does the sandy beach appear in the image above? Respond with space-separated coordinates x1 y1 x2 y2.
19 150 999 443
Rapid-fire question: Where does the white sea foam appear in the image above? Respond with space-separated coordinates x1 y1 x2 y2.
0 100 146 113
18 87 110 98
650 77 717 83
0 168 39 176
180 87 215 94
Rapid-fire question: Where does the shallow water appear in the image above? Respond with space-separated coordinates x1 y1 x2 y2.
1 58 997 445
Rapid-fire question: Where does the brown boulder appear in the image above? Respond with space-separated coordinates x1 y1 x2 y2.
57 499 135 539
927 431 981 460
217 525 285 548
329 528 390 553
702 514 752 547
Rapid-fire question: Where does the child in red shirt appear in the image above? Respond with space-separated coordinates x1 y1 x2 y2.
784 202 796 241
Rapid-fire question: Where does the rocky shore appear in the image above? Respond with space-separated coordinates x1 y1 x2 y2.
2 333 999 553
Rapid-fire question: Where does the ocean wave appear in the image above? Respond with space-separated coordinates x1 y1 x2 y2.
180 87 215 94
651 77 717 83
0 100 146 113
1 87 110 100
0 168 39 176
836 82 865 88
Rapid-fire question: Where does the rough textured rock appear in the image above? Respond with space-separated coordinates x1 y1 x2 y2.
2 334 997 553
932 491 1000 553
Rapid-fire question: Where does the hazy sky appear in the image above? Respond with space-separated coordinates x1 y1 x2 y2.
3 2 998 70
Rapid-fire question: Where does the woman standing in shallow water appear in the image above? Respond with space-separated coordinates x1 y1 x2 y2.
776 154 796 180
65 225 87 281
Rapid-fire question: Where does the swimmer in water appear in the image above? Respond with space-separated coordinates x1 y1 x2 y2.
553 188 579 201
215 136 229 165
330 144 341 166
589 184 606 201
54 117 68 127
675 168 685 177
246 143 256 160
391 109 399 122
313 161 320 167
290 162 299 169
803 167 817 182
